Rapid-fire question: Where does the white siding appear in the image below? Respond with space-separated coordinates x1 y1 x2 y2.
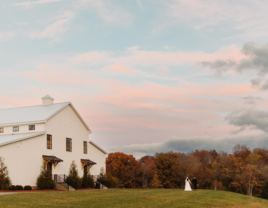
44 105 106 178
0 123 45 135
0 134 45 186
88 143 106 175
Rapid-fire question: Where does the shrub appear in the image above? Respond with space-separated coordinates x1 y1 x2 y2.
82 166 95 188
66 161 82 189
9 185 16 190
98 172 120 188
82 167 89 188
24 185 32 190
87 174 94 188
36 162 56 189
16 185 23 190
0 157 11 190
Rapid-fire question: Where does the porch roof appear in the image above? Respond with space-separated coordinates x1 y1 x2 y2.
81 159 97 165
43 155 63 163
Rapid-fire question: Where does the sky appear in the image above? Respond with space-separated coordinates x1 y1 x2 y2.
1 0 268 158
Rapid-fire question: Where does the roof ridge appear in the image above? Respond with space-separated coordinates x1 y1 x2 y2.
0 102 70 111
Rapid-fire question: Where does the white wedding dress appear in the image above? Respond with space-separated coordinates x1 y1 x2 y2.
185 177 192 191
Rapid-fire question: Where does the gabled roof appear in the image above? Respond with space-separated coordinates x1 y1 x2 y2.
0 102 91 132
0 132 46 146
89 140 108 154
0 102 69 126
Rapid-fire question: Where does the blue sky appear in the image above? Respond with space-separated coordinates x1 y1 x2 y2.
2 0 268 157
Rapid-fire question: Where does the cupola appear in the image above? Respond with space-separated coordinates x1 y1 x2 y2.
42 95 54 106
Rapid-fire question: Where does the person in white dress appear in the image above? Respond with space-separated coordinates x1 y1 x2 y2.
184 177 192 191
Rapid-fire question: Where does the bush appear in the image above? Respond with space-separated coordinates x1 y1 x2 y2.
82 167 89 188
9 185 16 190
66 161 82 189
82 166 95 188
36 162 56 189
87 174 94 188
24 185 32 190
0 157 11 190
98 172 120 188
16 185 23 190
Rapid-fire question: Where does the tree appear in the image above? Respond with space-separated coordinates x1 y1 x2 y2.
0 157 11 190
66 161 82 189
82 166 89 188
155 152 182 188
229 154 263 197
150 172 163 188
36 161 55 189
106 152 138 188
137 157 156 188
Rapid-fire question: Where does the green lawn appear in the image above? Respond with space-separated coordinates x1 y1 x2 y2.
0 189 268 208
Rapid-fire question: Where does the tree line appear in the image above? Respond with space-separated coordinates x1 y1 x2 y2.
104 144 268 198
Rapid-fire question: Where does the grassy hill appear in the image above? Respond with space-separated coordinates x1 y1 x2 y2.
1 189 268 208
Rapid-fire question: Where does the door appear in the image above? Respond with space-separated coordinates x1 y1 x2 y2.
47 163 52 177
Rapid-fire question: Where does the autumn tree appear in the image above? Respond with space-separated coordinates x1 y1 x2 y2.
155 152 182 188
106 152 138 188
229 154 263 197
137 156 156 188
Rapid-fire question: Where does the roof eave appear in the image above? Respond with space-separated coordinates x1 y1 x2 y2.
0 131 46 147
89 140 108 154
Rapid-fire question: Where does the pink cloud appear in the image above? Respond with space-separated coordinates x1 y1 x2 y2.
114 45 245 66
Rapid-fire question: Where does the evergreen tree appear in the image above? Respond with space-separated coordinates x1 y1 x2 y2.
87 172 95 188
36 161 55 189
0 157 11 190
82 166 89 188
66 161 82 189
150 172 163 189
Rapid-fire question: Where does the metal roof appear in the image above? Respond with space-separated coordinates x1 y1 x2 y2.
89 140 108 154
81 159 97 165
0 102 69 125
0 132 46 146
43 155 63 162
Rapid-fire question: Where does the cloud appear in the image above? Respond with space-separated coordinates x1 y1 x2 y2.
200 42 268 90
241 96 261 105
161 0 268 39
136 0 143 9
0 32 16 41
11 0 62 8
106 134 268 158
226 108 268 133
69 51 110 66
30 10 75 41
114 45 244 66
77 0 132 26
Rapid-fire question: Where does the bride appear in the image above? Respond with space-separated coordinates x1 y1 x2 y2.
185 177 192 191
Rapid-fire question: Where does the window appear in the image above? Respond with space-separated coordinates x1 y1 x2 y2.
83 141 87 154
29 125 35 131
47 135 52 149
13 126 19 132
66 138 72 152
0 128 3 133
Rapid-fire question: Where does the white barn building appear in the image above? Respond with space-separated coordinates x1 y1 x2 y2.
0 95 107 187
